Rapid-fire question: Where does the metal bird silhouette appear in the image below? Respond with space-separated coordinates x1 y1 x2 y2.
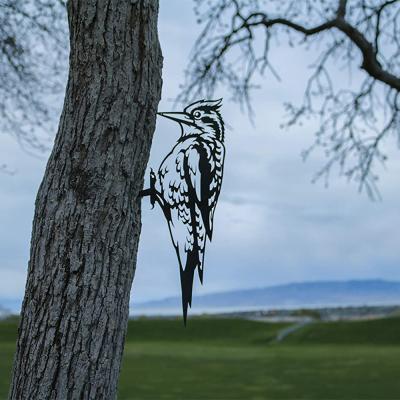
140 99 225 324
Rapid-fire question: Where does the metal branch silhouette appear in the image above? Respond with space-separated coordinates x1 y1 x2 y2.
140 99 225 324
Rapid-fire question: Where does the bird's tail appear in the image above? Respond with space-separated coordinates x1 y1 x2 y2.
197 246 206 284
179 249 199 325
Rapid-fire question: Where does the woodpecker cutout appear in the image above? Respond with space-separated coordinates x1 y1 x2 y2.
140 99 225 324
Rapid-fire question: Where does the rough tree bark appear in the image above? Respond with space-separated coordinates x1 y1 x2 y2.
9 1 162 399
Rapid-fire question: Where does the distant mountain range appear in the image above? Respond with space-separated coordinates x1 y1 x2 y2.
2 280 400 317
132 280 400 314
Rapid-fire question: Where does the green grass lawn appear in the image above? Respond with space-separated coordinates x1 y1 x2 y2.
1 316 400 399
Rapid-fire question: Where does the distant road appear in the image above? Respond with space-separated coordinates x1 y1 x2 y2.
275 318 314 342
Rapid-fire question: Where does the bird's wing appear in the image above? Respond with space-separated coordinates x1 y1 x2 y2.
165 146 207 265
158 146 207 323
184 142 223 240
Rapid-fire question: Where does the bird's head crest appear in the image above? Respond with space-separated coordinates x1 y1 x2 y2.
183 98 222 114
158 98 224 141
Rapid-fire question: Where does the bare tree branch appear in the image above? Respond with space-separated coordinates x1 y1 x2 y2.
0 0 68 158
182 0 400 198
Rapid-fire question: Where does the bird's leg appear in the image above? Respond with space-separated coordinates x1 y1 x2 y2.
139 170 171 220
139 169 157 206
140 169 157 207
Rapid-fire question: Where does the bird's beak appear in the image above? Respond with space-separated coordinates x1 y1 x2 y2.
157 112 194 126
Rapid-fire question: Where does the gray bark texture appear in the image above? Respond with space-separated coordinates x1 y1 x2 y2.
9 1 162 399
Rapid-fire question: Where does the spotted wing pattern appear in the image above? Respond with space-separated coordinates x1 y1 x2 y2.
158 137 224 323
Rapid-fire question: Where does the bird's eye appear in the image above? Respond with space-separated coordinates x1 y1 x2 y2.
193 111 202 119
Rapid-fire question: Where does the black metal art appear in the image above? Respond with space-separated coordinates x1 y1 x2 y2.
140 99 225 324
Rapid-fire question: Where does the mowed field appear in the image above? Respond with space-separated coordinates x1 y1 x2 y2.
1 316 400 399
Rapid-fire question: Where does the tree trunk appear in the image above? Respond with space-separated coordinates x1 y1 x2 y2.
9 1 162 399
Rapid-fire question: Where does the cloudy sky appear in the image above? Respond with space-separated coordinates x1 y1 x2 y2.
0 1 399 310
